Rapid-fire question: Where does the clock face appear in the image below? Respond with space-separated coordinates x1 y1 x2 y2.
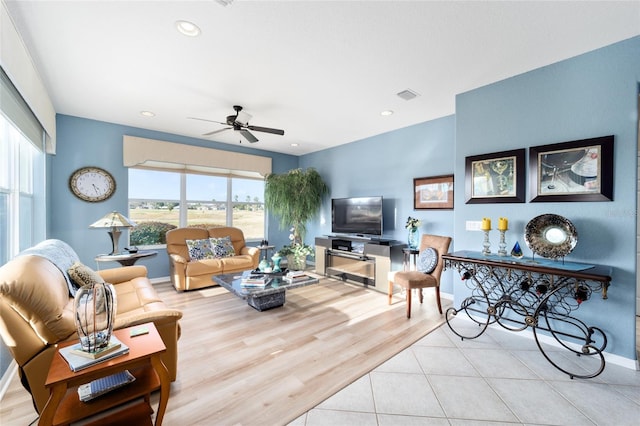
69 167 116 202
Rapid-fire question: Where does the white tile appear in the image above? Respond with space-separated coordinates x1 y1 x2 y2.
428 375 518 423
316 374 375 413
375 347 424 374
488 378 594 425
377 413 450 425
463 348 539 379
412 346 480 377
550 379 640 425
413 326 457 348
305 408 378 426
371 371 445 418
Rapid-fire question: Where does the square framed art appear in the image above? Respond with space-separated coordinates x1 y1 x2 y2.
465 148 525 204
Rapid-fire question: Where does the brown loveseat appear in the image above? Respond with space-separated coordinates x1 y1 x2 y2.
166 226 260 291
0 239 182 414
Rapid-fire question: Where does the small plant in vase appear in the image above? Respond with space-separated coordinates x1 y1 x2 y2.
278 228 315 271
405 216 421 250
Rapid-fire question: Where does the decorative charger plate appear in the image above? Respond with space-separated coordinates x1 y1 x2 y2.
524 214 578 259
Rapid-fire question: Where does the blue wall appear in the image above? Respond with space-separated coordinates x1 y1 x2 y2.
452 36 639 360
49 115 298 277
301 115 457 292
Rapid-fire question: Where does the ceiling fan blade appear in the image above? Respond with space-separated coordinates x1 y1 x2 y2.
187 116 226 125
238 129 259 143
203 127 231 136
247 125 285 135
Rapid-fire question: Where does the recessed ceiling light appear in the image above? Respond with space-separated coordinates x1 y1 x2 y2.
290 143 299 147
380 110 394 116
140 111 155 117
175 20 201 37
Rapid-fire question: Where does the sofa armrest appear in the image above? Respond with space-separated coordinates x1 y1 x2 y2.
241 246 259 256
169 253 188 264
98 265 147 284
114 309 183 330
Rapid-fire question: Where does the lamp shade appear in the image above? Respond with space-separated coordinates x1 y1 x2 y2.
89 211 136 229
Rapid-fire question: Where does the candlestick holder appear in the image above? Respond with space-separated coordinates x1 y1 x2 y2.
481 229 491 255
498 229 507 256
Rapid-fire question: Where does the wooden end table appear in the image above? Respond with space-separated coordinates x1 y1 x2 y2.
39 322 170 426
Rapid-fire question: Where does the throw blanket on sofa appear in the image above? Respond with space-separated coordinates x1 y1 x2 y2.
17 239 80 296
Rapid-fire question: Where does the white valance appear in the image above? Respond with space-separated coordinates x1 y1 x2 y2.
123 135 272 179
1 1 56 153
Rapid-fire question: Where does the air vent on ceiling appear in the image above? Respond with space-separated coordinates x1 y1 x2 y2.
396 89 420 101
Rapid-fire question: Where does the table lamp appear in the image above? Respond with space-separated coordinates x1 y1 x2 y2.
89 211 136 254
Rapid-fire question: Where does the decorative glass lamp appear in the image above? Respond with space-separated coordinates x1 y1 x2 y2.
89 211 136 254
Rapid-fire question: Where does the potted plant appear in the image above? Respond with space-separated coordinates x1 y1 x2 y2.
265 168 329 270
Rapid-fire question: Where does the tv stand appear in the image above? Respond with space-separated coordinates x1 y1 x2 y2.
315 236 405 293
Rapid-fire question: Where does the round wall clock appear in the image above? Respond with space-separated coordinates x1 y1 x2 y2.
69 166 116 202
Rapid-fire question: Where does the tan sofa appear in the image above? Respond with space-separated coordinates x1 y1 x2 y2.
166 226 260 291
0 240 182 414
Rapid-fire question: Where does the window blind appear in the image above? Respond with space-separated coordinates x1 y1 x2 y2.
123 135 272 179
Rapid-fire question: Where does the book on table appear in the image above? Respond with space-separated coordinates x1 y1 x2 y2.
284 274 312 283
70 339 122 359
77 370 136 402
240 271 271 287
59 336 129 372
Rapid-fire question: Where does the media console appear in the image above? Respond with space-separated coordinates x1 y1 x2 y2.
315 236 405 293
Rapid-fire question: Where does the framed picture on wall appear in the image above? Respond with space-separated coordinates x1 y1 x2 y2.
529 135 614 202
413 174 454 210
465 148 525 204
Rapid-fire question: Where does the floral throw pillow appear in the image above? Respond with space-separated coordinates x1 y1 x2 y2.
417 247 438 274
210 236 236 258
186 238 215 261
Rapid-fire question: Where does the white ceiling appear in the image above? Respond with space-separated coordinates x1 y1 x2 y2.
5 1 640 155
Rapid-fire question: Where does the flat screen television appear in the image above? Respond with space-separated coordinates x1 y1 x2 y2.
331 196 383 237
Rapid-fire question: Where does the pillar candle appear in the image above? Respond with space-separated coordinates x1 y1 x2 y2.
498 217 508 231
481 217 491 231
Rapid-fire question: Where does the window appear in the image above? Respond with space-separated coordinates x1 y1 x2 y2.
128 168 265 246
0 114 45 264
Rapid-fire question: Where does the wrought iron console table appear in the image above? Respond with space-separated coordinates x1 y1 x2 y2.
443 251 612 379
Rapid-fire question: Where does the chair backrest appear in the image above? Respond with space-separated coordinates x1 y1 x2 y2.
419 234 452 283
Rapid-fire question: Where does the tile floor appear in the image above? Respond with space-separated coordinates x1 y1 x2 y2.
290 317 640 425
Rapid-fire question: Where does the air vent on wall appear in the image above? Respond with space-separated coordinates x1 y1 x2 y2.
397 89 420 101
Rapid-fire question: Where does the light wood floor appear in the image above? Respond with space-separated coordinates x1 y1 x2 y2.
0 275 449 425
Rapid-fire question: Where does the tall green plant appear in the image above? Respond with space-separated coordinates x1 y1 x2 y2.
264 168 328 245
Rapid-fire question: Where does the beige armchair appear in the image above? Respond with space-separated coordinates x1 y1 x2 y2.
0 242 182 413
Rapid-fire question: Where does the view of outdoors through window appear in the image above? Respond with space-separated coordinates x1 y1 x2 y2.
128 168 265 246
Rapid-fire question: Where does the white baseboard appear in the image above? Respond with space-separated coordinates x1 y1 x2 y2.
453 315 639 371
0 360 18 402
150 276 170 284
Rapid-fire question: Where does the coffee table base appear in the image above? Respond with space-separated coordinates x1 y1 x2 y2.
247 290 286 311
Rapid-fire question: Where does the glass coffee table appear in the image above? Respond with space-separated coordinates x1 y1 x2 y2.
212 271 319 311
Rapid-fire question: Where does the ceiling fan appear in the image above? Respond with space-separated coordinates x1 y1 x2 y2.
188 105 285 143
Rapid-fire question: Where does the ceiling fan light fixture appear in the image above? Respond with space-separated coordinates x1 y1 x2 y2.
175 20 201 37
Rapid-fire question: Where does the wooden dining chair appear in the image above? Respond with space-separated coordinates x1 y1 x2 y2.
388 234 452 318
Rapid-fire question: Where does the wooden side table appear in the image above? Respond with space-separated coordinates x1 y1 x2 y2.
39 322 170 426
95 250 158 267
